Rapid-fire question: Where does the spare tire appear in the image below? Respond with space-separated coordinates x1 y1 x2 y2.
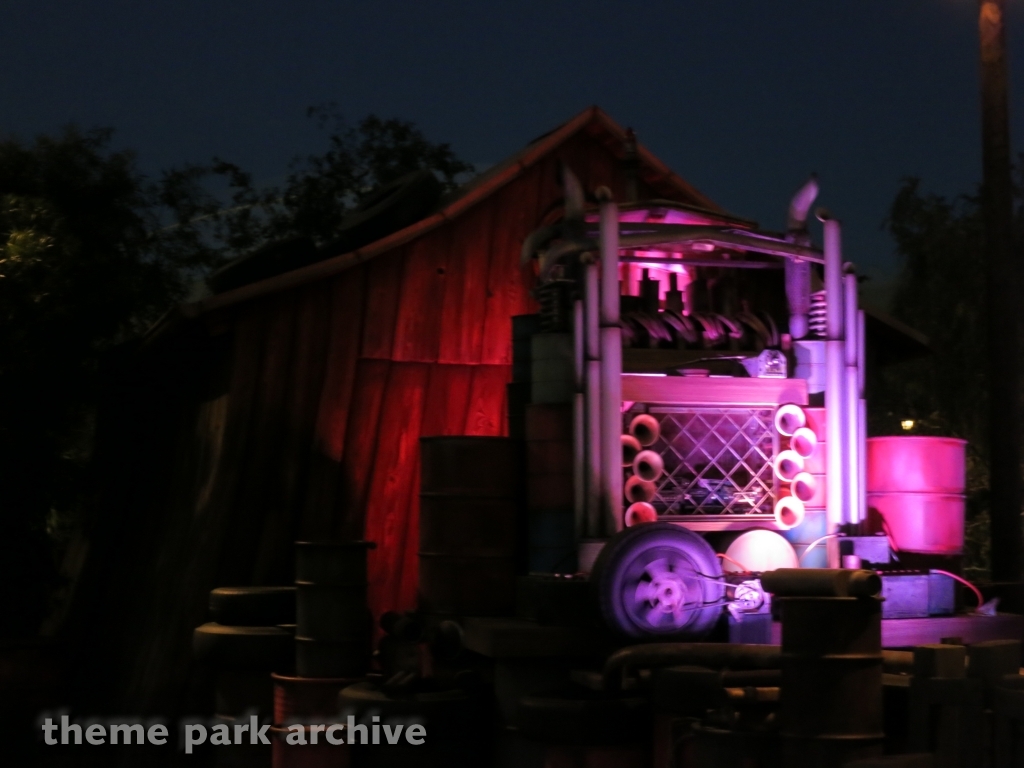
591 523 725 640
193 623 293 671
209 586 296 627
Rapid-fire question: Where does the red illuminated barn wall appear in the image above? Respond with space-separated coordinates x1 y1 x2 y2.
71 107 722 712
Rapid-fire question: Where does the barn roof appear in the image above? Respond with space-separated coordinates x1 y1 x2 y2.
178 106 727 321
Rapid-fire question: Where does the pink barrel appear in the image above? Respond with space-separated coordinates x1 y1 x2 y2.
866 437 966 493
866 493 965 554
865 437 966 555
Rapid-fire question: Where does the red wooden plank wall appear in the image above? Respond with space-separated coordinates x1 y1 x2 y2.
71 122 720 714
211 129 673 621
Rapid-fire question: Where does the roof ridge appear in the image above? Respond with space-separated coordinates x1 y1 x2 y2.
182 106 723 317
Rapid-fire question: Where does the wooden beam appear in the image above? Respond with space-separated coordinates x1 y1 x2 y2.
621 374 808 407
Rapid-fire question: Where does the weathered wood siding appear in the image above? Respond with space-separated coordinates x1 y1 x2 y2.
70 125 702 713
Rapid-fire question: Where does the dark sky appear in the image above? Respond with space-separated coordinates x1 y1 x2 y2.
2 0 1022 308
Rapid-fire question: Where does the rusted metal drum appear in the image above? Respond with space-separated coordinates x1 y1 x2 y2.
270 725 349 768
216 668 275 717
419 437 522 618
530 332 574 404
294 542 374 678
517 688 650 768
272 674 359 725
339 681 491 767
777 596 884 767
210 587 296 626
214 714 272 768
419 495 518 558
512 314 540 384
867 437 966 494
866 492 965 554
524 403 576 573
420 436 521 496
689 723 780 768
866 435 966 555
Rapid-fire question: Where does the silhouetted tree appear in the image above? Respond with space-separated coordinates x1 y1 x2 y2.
160 108 474 261
0 127 220 635
873 164 1024 575
0 113 472 635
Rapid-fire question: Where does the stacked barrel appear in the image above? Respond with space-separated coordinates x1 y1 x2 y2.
775 406 828 567
193 587 296 767
530 332 574 405
507 317 577 573
508 314 541 440
294 542 374 678
866 437 966 555
767 570 885 766
264 541 373 768
270 674 353 768
418 436 521 618
524 404 576 572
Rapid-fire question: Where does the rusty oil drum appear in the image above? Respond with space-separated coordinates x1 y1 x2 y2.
524 403 576 573
294 542 374 678
778 596 884 767
338 681 491 767
418 437 522 618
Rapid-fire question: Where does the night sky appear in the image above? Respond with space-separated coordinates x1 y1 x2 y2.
2 0 1022 308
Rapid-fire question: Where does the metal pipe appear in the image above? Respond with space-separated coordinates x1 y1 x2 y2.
857 309 866 396
573 395 585 540
826 340 846 540
573 299 586 539
843 266 858 367
599 198 620 326
585 361 602 537
601 327 623 535
822 217 843 341
584 264 600 362
784 178 818 341
858 309 867 525
760 568 882 598
593 228 824 264
573 299 585 392
843 269 860 525
820 213 847 546
788 176 820 234
603 643 783 691
844 269 859 526
599 192 623 535
845 367 860 526
619 255 782 270
785 260 812 338
583 263 601 538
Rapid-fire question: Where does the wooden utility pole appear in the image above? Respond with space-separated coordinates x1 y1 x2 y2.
979 0 1022 581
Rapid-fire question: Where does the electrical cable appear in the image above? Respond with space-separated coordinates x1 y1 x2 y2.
798 533 840 564
717 552 752 572
931 568 985 609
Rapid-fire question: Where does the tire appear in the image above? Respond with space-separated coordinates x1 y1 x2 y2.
591 523 725 640
208 586 296 627
192 623 293 671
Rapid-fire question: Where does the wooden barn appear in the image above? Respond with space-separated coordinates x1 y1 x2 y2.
64 106 728 714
